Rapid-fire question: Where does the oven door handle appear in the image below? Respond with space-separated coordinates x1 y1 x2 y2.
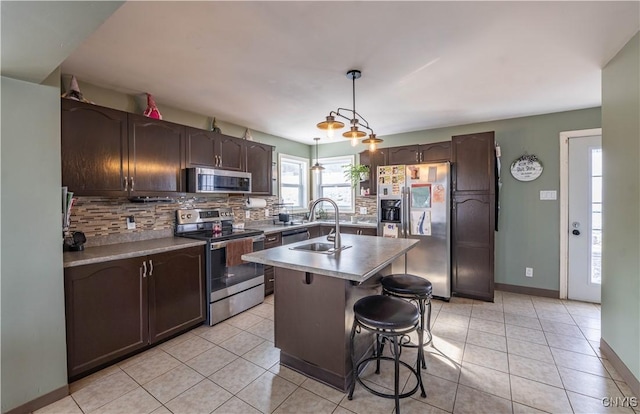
210 234 265 250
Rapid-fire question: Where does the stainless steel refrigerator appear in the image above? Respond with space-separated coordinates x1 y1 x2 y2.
377 162 451 299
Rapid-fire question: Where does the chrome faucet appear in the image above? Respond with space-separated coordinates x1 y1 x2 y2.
308 198 341 250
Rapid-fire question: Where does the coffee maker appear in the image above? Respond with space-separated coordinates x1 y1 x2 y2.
380 199 401 223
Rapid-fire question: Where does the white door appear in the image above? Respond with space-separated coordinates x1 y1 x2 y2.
568 135 602 303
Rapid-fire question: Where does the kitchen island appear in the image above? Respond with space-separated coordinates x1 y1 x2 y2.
242 233 418 391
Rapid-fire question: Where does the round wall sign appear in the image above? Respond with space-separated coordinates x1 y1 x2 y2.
510 154 543 182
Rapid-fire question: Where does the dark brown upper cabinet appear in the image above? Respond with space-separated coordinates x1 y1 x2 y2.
127 114 185 195
359 148 388 195
61 99 129 196
245 141 274 195
388 145 419 165
451 131 495 195
387 141 451 165
186 128 244 172
450 131 496 302
420 141 450 163
61 99 186 197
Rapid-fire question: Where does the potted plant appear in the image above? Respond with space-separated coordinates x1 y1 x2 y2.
343 164 370 188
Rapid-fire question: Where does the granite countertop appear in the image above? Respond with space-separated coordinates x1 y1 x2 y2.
249 220 377 235
242 233 418 283
63 237 207 268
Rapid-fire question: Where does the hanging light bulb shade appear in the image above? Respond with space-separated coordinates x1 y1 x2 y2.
315 69 381 148
342 126 366 139
316 115 345 131
310 137 325 172
362 134 383 152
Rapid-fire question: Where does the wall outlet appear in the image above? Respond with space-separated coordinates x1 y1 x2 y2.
126 216 136 230
245 210 251 219
265 208 269 217
359 207 368 214
525 267 533 277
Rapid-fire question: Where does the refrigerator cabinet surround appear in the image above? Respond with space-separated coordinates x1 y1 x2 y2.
378 162 451 299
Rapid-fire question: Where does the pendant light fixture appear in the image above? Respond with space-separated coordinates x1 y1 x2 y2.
310 137 325 173
316 69 383 151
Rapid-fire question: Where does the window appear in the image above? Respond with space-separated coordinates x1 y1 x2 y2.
313 155 355 213
279 154 308 209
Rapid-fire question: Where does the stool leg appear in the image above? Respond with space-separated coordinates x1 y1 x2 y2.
375 333 381 374
416 320 427 398
419 299 427 369
376 331 387 374
392 337 401 414
348 321 358 400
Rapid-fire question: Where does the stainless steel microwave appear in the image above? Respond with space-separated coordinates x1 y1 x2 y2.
187 167 252 194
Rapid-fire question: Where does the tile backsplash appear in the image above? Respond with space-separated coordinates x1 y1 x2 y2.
69 195 378 247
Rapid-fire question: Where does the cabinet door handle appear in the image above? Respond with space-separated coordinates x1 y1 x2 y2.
130 177 135 191
142 261 147 278
267 236 277 242
219 155 223 166
306 230 310 239
268 278 275 282
124 177 129 191
148 259 153 276
415 152 419 163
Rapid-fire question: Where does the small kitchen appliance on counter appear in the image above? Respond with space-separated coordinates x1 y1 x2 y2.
175 208 265 325
63 231 86 251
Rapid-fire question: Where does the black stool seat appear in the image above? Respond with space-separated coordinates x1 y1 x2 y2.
381 274 433 296
381 274 434 369
354 295 419 330
349 294 426 412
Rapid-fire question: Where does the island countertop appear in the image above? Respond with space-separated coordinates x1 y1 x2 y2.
242 234 418 283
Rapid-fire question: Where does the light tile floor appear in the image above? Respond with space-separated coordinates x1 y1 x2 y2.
36 291 639 414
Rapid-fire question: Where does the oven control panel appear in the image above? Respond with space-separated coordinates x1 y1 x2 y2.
176 208 234 225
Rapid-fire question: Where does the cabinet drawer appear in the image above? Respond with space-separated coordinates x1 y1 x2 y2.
265 232 282 248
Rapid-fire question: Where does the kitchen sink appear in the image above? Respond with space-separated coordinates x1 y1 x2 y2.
290 242 352 254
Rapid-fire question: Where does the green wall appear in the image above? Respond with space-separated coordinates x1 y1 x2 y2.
1 76 68 412
601 32 640 386
321 108 602 292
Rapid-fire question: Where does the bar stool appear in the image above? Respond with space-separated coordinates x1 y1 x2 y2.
348 295 426 414
381 274 433 369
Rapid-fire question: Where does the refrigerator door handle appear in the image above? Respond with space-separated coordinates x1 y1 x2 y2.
405 186 412 238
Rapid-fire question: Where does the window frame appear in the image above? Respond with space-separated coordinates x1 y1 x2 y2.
278 153 309 211
312 154 356 214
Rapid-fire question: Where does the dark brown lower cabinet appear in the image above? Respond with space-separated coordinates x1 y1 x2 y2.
321 225 377 236
451 194 495 301
148 248 206 343
263 232 282 296
64 246 205 380
64 257 147 380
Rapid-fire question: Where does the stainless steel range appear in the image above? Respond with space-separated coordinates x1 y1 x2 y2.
175 208 265 325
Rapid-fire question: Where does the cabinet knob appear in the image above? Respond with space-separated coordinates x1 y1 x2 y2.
572 229 581 236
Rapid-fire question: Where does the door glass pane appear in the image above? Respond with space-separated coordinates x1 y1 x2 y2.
590 148 602 284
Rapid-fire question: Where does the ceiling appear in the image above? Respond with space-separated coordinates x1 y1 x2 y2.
13 2 640 145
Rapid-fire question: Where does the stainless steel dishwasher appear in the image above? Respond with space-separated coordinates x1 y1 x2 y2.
281 227 309 245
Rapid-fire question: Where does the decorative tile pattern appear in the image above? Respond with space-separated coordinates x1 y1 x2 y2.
38 292 637 414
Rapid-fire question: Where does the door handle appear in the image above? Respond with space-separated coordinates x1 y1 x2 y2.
572 229 581 236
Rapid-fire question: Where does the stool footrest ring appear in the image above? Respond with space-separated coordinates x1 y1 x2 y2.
351 356 424 400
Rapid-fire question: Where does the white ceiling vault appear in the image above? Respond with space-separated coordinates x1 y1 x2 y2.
59 1 639 145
